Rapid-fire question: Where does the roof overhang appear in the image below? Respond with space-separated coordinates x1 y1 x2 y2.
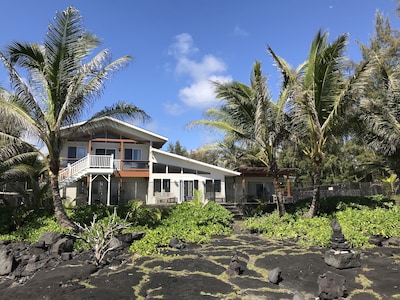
60 116 168 148
151 148 241 177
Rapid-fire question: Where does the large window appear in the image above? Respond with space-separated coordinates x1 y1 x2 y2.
184 180 194 200
154 179 161 193
206 179 221 193
163 179 170 192
154 179 170 194
214 180 221 192
68 146 87 160
124 149 144 168
66 146 87 165
206 180 213 193
125 149 141 160
95 149 116 156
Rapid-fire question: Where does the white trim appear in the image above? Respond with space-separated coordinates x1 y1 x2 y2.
151 148 241 176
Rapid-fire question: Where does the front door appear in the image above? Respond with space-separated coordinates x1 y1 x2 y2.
92 178 107 205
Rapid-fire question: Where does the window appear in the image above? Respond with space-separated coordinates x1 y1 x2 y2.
68 146 86 159
206 180 213 193
163 179 170 192
95 149 116 156
194 180 198 190
125 149 141 160
153 163 166 173
168 165 181 173
154 179 170 193
184 180 194 199
154 179 161 193
206 180 221 193
214 180 221 192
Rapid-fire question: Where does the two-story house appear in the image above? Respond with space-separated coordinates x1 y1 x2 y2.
59 116 240 206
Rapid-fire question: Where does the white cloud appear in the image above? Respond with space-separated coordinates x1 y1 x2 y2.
164 103 186 116
167 33 231 109
179 75 232 108
176 55 226 81
233 25 248 37
168 33 198 58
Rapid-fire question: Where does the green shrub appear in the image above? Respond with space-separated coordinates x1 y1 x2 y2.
245 211 331 247
68 204 111 225
245 201 400 248
129 201 233 255
0 212 68 242
336 206 400 248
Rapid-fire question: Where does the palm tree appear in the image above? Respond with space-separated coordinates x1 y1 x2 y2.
358 13 400 160
190 61 289 216
270 30 370 217
0 7 149 229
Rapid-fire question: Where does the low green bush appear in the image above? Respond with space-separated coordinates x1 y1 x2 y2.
245 198 400 248
336 205 400 248
0 211 68 242
129 200 234 255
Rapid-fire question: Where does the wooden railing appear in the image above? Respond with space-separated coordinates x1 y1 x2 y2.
59 154 114 183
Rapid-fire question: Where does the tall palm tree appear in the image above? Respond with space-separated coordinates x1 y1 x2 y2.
359 14 400 164
270 30 370 217
191 61 289 216
0 7 149 229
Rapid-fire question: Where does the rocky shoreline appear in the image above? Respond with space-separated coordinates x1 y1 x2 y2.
0 231 399 299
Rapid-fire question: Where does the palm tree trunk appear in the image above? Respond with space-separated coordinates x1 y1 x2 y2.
304 170 321 217
273 177 286 217
50 173 76 230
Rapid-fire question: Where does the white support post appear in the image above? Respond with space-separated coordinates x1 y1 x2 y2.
88 174 93 205
110 154 114 169
107 174 111 206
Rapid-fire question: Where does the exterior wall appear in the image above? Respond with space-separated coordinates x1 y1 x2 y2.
147 173 226 204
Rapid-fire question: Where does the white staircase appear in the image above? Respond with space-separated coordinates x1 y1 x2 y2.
59 155 116 188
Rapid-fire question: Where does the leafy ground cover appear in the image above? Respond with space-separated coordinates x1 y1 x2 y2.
245 196 400 248
1 195 399 254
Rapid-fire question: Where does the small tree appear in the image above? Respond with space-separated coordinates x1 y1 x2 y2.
73 209 131 266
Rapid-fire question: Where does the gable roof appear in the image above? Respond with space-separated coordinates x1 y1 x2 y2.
60 116 168 148
151 148 241 177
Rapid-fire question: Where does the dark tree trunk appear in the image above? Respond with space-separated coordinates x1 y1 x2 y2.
304 169 321 218
273 177 286 217
50 173 76 230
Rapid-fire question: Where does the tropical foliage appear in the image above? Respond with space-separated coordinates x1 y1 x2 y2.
0 7 149 228
190 61 289 216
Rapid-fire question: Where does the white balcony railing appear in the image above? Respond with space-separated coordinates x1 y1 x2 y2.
59 154 114 184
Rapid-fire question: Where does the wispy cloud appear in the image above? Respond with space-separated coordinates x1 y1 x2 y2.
167 33 198 58
164 103 186 116
167 33 232 109
233 25 248 37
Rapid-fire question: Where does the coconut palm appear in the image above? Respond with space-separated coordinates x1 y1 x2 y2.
270 30 371 217
358 13 400 160
0 7 149 229
190 61 289 216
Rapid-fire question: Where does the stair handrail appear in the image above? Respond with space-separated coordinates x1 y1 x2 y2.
59 155 90 183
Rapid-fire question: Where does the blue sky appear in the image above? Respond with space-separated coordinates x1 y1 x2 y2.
0 1 399 151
